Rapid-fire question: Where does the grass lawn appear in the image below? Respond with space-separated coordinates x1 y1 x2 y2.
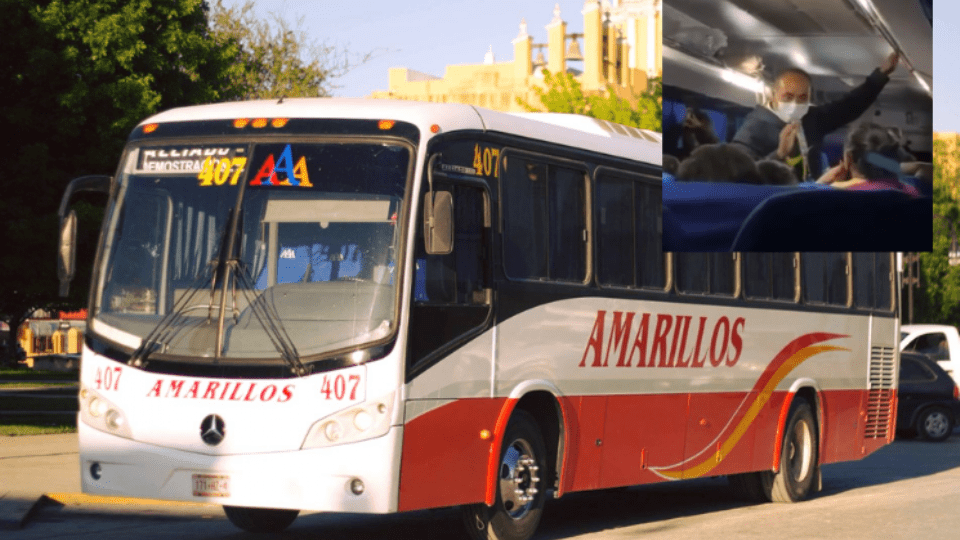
0 395 78 412
0 414 76 436
0 366 78 381
0 380 77 388
1 367 79 435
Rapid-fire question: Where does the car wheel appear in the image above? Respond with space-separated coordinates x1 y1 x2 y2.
764 397 818 503
916 407 953 442
223 506 299 533
462 410 547 540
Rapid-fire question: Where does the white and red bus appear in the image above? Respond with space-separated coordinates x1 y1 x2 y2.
57 99 898 540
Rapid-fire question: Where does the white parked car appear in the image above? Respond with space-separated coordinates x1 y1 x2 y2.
900 324 960 385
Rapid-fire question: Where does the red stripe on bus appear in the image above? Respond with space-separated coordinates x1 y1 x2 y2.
398 398 508 511
397 387 877 512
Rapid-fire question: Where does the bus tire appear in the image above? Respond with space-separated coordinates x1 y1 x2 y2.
728 472 767 502
916 406 953 442
222 505 299 533
462 410 547 540
765 397 818 503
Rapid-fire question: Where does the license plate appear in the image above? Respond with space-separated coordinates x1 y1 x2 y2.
192 474 230 497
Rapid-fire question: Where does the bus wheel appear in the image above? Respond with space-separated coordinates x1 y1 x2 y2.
916 406 953 442
766 397 818 503
223 505 299 533
462 410 547 540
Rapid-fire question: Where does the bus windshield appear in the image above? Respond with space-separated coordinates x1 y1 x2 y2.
92 140 411 364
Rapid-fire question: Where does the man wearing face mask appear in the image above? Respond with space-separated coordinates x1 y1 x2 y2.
731 51 899 180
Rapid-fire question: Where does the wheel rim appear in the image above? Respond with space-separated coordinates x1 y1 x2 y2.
787 417 813 482
924 411 950 438
498 437 541 519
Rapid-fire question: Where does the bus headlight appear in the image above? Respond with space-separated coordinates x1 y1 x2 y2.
323 420 343 442
79 385 133 439
303 391 395 449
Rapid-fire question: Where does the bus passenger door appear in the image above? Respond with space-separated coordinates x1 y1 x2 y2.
399 180 495 511
406 180 493 393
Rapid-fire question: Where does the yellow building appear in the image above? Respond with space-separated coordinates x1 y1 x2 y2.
370 0 662 113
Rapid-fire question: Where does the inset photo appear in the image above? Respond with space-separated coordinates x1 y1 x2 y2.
661 0 932 252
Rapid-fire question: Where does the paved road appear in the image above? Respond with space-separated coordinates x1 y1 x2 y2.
3 432 960 539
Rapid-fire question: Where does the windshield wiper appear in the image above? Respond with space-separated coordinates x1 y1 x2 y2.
231 261 308 376
128 263 216 369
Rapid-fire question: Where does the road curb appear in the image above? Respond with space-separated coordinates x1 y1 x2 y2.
2 492 211 529
43 492 209 507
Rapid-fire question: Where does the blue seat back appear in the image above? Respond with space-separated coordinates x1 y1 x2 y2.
731 189 932 251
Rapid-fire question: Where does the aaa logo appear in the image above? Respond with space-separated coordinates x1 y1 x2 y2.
249 145 313 187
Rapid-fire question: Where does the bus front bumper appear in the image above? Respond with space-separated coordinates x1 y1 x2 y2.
78 422 403 513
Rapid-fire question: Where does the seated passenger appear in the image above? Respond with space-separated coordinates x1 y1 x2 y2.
675 143 763 185
815 122 921 197
663 154 680 176
756 159 798 186
678 108 720 161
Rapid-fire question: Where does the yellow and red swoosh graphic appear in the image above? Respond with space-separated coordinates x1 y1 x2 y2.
651 332 849 480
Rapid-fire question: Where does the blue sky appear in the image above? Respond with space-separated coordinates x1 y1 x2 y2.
934 2 955 132
221 0 590 98
225 1 948 133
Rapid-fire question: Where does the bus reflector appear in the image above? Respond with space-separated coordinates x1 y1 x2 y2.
271 118 289 128
233 118 250 128
378 120 396 130
252 118 269 128
143 123 159 134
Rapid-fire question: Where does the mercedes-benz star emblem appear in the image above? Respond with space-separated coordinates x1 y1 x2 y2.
200 414 226 446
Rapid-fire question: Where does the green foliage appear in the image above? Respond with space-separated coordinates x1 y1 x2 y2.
517 69 662 132
0 0 360 364
913 138 960 326
209 0 363 100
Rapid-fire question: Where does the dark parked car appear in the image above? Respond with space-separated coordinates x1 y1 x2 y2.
897 352 960 442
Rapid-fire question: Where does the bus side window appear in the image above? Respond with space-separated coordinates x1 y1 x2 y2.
595 171 664 289
801 253 848 306
408 182 491 369
501 155 587 282
675 253 735 296
852 252 892 311
415 184 487 304
743 253 795 301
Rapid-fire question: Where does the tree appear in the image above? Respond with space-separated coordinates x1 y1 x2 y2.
914 137 960 327
208 0 368 100
517 69 662 132
0 0 360 364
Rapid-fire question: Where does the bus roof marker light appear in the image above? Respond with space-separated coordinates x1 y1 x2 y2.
480 429 492 440
252 118 268 128
271 118 289 128
430 124 440 134
143 123 159 134
233 118 250 128
378 120 396 130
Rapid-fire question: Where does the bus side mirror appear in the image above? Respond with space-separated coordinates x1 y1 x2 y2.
423 191 454 255
58 210 77 297
57 175 112 297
